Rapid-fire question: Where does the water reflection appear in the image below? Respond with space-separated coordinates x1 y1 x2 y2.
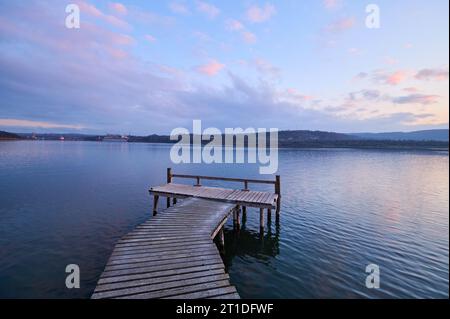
220 213 281 269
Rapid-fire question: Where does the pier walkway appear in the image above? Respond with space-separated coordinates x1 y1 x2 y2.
92 197 239 299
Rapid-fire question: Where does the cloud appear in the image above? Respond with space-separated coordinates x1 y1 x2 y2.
77 1 131 29
325 17 355 33
241 31 257 44
403 87 419 93
323 0 340 10
350 89 381 101
0 118 86 130
196 1 220 19
415 67 449 81
144 34 156 43
169 2 190 15
225 19 256 44
373 70 409 85
226 19 244 31
109 2 127 15
196 59 225 76
392 94 440 105
253 58 281 78
246 3 276 23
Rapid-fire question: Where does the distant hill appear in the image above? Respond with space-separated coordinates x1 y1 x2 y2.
0 130 21 140
3 129 448 150
351 129 449 142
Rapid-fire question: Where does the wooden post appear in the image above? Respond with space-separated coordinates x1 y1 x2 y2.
242 206 247 216
153 195 159 216
243 180 249 191
233 206 240 225
259 208 264 231
173 197 177 205
166 168 172 208
236 207 241 228
268 208 272 221
218 227 225 247
275 175 281 215
194 176 201 186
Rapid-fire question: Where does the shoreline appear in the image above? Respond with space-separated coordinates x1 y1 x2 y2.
3 138 448 152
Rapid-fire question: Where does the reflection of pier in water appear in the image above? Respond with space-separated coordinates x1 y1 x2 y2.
219 210 281 269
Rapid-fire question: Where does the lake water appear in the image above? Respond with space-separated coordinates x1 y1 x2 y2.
0 141 448 298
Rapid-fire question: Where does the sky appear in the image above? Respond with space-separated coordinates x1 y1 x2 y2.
0 0 448 134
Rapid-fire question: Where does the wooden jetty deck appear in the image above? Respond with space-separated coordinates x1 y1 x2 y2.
92 197 240 299
92 169 281 299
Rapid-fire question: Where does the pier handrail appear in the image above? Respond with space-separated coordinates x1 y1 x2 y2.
166 168 280 212
171 173 276 185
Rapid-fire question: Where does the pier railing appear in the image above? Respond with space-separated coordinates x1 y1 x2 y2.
166 168 281 212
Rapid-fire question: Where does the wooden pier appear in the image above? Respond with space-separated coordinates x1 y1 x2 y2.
92 169 280 299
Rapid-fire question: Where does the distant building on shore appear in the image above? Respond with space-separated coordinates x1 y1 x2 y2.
102 135 129 142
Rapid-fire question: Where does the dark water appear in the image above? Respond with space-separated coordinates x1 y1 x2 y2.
0 141 448 298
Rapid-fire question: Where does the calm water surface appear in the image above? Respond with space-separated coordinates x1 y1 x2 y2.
0 141 448 298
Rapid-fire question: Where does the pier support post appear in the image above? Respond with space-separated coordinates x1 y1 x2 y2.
218 227 225 248
153 195 159 216
267 208 272 226
275 175 281 216
236 207 241 228
166 168 172 208
173 197 177 205
259 208 264 232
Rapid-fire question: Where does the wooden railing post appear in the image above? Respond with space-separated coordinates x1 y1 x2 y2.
275 175 281 215
194 176 201 186
153 195 159 216
166 168 172 208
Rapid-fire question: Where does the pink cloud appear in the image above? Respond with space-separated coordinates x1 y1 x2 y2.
325 17 355 33
226 19 244 31
241 31 257 44
373 70 409 85
109 3 127 15
77 1 130 29
386 71 408 85
78 1 103 17
323 0 340 10
196 60 225 76
246 3 276 23
403 87 419 93
111 33 134 45
0 118 86 129
196 1 220 19
144 34 156 43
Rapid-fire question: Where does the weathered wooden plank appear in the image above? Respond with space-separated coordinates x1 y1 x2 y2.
108 248 220 265
101 257 224 278
97 263 225 285
115 280 232 299
104 252 222 272
94 268 225 293
92 274 230 299
93 197 240 299
164 286 238 299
